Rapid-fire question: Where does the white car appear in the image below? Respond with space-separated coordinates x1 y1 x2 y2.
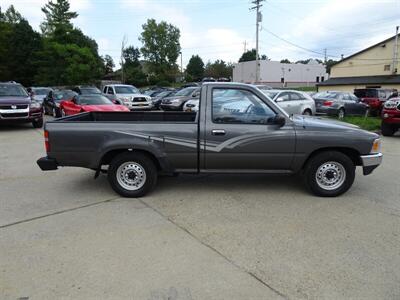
261 89 316 115
183 98 199 112
103 84 152 110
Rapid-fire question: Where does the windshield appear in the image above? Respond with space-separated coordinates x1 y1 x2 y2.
0 84 28 97
314 92 339 99
114 86 139 94
80 88 101 95
54 91 77 102
79 95 113 105
354 89 377 98
175 87 197 97
262 91 279 99
157 90 174 97
32 88 51 95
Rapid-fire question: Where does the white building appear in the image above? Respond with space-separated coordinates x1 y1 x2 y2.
232 59 328 87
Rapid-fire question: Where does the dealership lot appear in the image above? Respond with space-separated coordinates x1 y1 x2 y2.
1 119 400 299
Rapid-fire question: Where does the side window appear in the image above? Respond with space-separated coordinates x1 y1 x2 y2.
342 93 351 101
212 88 276 124
107 87 114 95
103 86 107 93
277 92 290 101
289 92 302 101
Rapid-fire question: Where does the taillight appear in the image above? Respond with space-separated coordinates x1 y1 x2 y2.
44 130 50 152
323 101 333 106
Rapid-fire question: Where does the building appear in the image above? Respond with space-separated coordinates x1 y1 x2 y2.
318 33 400 92
232 59 328 87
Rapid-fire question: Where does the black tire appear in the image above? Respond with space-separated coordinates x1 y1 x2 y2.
303 151 355 197
32 118 43 128
381 122 395 136
302 109 312 116
108 152 158 197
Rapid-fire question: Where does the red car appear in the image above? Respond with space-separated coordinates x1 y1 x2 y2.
354 88 396 115
60 94 129 116
381 97 400 136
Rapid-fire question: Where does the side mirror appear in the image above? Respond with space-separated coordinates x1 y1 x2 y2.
271 114 286 127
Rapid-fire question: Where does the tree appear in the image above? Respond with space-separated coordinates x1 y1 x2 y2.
3 5 23 24
123 46 140 67
239 49 268 62
139 19 181 82
121 45 147 86
280 59 291 64
103 55 115 74
186 55 204 81
41 0 78 35
325 59 338 74
204 60 232 78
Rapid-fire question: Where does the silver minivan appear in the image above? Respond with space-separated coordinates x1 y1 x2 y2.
261 89 316 115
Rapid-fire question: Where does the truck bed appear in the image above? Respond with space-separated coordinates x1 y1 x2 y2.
60 111 197 123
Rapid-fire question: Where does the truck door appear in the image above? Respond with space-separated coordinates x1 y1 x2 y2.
202 86 296 171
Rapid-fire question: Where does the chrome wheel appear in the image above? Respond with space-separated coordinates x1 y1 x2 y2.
315 161 346 191
338 109 345 119
116 162 147 191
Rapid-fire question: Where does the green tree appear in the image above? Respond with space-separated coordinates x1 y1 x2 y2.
280 59 291 64
239 49 268 62
3 5 23 24
103 55 115 74
186 55 204 81
325 59 338 74
122 46 147 86
139 19 181 82
41 0 78 35
204 60 232 78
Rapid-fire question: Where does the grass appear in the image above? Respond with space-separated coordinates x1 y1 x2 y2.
339 116 381 131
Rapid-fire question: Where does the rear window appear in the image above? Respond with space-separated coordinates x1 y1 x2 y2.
0 84 28 97
314 92 339 99
354 89 378 98
80 88 101 95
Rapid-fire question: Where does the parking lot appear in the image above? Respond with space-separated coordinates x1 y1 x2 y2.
0 118 399 299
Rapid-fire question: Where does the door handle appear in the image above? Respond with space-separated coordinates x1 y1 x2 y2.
212 129 226 136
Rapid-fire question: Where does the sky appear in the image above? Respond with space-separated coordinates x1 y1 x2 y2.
2 0 400 68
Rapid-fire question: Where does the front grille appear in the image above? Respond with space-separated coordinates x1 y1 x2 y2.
0 104 29 109
132 97 147 102
0 112 29 118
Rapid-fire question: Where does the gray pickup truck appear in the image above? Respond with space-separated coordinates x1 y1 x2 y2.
37 83 382 197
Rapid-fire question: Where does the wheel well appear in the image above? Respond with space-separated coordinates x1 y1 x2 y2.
303 147 362 169
100 149 162 170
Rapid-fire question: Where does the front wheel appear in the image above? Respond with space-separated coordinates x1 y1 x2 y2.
108 152 158 197
302 109 312 116
381 122 396 136
32 118 43 128
303 151 355 197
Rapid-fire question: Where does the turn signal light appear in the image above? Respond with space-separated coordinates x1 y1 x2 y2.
371 139 381 154
44 130 50 152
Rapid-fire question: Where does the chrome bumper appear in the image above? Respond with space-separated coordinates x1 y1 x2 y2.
360 153 383 175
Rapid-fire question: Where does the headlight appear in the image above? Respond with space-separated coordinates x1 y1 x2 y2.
171 99 181 103
384 100 397 109
30 102 41 109
371 139 381 154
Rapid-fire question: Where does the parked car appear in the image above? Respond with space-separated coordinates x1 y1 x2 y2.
151 89 176 110
37 83 382 198
160 87 200 111
60 94 129 116
313 91 369 119
103 84 153 110
202 77 216 82
181 82 200 88
30 87 53 104
43 90 77 117
0 81 43 128
381 97 400 136
261 89 316 115
354 88 396 115
72 86 102 95
183 98 199 112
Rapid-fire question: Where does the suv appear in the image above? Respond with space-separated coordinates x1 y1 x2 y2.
0 82 43 128
354 88 396 115
381 97 400 136
103 84 152 110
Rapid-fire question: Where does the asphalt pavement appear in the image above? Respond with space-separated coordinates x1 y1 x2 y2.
0 119 399 299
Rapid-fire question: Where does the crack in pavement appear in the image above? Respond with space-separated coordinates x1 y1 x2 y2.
138 198 290 300
0 196 121 229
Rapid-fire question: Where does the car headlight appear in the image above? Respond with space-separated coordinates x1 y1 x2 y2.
371 139 381 154
171 99 181 103
30 102 41 109
384 100 397 109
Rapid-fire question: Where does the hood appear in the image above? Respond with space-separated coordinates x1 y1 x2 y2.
292 115 378 138
82 105 130 112
116 93 149 99
0 96 31 105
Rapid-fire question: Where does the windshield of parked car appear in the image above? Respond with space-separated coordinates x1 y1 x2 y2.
32 88 51 95
0 84 28 97
314 92 339 99
80 88 102 95
114 86 139 94
55 91 77 102
354 89 378 98
174 87 197 97
262 91 279 99
157 90 175 98
79 95 113 105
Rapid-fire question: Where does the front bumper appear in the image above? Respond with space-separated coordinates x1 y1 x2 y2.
37 157 58 171
360 153 383 175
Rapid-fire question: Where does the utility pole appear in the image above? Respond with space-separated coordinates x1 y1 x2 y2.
392 26 399 74
120 35 128 84
243 40 247 53
250 0 264 83
324 48 327 64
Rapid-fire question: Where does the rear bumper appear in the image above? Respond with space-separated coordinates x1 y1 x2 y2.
360 153 382 175
37 157 58 171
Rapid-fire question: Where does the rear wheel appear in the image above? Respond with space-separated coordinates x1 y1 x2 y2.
32 118 43 128
338 108 345 119
381 122 396 136
303 151 355 197
108 152 158 197
302 109 312 116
